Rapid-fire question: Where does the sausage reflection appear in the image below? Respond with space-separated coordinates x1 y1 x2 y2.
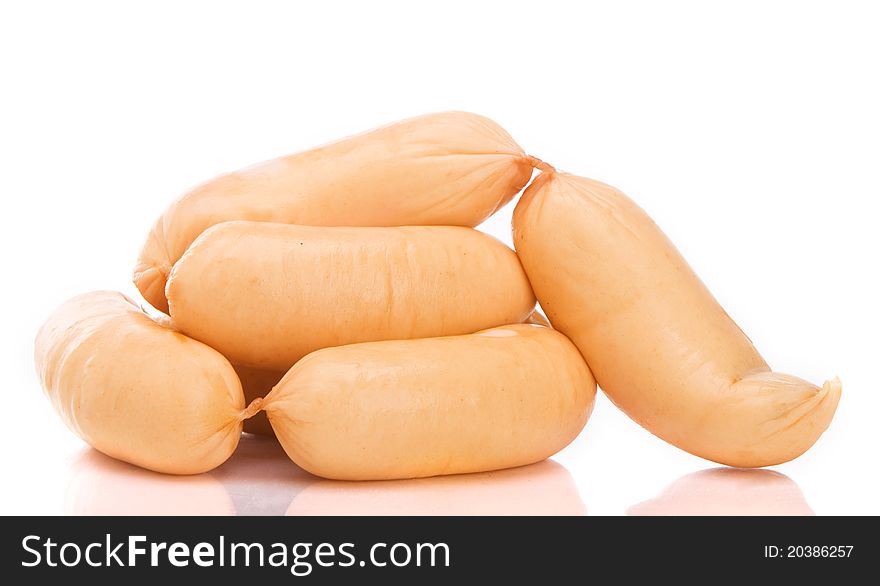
286 460 586 516
65 435 316 516
65 449 235 515
627 467 814 516
66 438 586 516
210 434 315 515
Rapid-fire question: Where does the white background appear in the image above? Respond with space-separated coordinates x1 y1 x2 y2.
1 1 877 515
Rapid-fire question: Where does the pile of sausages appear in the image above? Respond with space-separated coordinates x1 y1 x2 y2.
34 112 840 480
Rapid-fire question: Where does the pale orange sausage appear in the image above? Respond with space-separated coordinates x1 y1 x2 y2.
261 324 595 480
232 311 547 438
135 111 537 312
34 291 250 474
167 222 536 370
513 172 840 467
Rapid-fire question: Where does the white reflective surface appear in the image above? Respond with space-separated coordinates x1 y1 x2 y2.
63 436 586 516
56 434 829 517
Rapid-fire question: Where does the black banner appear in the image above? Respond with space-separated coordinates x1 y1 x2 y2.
1 517 875 582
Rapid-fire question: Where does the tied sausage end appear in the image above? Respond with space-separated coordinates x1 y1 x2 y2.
133 264 171 314
134 219 175 313
527 155 555 173
239 397 264 422
698 371 843 468
823 376 843 398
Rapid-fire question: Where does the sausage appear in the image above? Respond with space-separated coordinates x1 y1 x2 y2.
233 312 548 437
167 222 537 370
260 324 596 480
135 111 538 313
512 171 841 467
234 364 283 438
233 309 548 439
34 291 255 474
